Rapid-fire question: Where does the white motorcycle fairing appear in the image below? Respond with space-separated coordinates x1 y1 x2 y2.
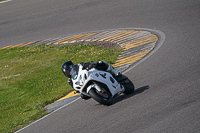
71 64 125 97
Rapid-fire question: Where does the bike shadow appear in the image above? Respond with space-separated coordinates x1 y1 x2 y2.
112 85 150 104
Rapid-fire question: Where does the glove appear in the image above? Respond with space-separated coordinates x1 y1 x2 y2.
68 78 73 88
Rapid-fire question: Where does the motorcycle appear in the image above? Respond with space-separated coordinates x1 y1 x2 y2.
70 64 135 105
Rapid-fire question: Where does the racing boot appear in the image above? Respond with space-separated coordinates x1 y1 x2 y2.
97 60 122 80
106 65 122 79
107 65 128 85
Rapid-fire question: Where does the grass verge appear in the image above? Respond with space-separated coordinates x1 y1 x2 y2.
0 44 122 133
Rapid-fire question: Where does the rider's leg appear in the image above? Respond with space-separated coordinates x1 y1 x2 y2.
96 60 121 77
106 65 121 77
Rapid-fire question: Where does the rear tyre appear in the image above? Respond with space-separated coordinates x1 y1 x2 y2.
122 79 135 94
88 87 113 105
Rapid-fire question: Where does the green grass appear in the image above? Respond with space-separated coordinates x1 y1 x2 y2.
0 44 122 133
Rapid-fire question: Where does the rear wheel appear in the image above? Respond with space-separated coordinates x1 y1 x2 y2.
88 87 113 105
122 78 135 94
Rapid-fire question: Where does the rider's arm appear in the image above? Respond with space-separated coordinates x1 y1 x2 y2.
80 61 97 70
95 60 109 70
68 78 73 88
81 61 108 70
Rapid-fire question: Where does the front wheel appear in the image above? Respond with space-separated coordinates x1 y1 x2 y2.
88 87 113 105
80 94 91 100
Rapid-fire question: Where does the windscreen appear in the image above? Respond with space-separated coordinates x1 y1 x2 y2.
70 65 79 80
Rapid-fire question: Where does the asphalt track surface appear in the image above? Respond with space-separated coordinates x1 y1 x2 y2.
1 0 200 133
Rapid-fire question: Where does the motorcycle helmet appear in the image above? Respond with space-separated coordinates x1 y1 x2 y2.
61 60 74 77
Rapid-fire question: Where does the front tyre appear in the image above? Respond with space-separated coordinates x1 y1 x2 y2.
80 94 91 100
88 88 113 105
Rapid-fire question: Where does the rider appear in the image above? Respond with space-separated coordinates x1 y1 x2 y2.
61 60 121 88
